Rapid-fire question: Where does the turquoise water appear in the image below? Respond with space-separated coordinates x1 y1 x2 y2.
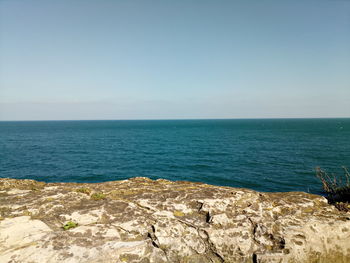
0 119 349 194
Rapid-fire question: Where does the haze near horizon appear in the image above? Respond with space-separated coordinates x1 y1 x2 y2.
0 0 349 120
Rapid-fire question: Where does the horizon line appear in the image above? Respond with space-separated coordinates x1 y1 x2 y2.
0 117 349 122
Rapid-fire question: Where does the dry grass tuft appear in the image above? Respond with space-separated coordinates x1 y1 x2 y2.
316 167 350 211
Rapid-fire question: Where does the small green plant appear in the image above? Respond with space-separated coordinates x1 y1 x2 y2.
90 192 106 200
316 167 350 211
62 221 78 230
76 187 91 195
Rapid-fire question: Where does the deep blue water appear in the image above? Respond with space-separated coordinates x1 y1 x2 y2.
0 119 349 194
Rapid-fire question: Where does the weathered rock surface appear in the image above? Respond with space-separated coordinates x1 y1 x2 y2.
0 177 349 263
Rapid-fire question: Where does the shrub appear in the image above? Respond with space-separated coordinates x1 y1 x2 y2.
316 166 350 211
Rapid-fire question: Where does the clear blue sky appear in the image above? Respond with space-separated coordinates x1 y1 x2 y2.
0 0 349 120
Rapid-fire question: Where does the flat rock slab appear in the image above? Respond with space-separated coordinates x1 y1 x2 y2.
0 177 349 263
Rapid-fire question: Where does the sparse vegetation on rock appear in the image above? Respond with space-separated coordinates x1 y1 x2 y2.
76 187 91 195
62 221 78 230
90 192 106 200
316 166 350 211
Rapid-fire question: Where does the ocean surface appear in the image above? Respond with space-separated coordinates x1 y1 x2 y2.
1 119 349 194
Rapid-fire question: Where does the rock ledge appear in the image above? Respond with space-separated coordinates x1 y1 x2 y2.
0 177 349 263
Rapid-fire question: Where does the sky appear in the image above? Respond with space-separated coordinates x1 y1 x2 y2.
0 0 349 120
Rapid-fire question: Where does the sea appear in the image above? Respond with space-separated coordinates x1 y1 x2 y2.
0 119 349 195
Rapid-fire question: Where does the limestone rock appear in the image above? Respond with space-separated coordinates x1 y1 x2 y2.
0 177 349 262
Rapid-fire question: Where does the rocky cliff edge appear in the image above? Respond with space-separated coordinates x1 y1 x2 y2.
0 177 349 263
